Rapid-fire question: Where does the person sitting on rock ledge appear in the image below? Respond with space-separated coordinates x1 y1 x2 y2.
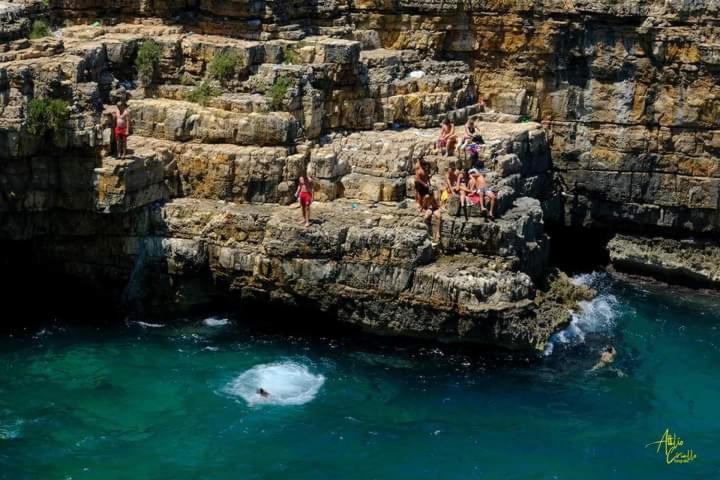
414 161 432 212
437 119 457 156
469 168 496 219
420 192 442 246
114 101 130 159
459 119 484 151
441 161 460 209
454 169 471 221
295 172 315 228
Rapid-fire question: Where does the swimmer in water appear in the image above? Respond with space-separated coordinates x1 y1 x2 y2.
256 388 270 398
590 346 626 377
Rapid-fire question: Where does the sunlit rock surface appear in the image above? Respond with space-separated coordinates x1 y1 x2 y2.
5 0 720 346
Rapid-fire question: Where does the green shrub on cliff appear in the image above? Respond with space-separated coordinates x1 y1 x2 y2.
186 81 221 105
29 20 51 40
135 40 161 81
208 51 241 82
283 47 302 65
268 77 293 111
180 74 197 86
27 98 70 141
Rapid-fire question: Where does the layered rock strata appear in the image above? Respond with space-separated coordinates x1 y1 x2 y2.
608 235 720 288
0 15 601 350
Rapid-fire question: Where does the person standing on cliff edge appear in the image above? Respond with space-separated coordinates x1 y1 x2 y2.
114 101 130 159
295 173 314 228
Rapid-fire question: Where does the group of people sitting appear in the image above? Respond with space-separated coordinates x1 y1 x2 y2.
414 157 496 245
296 117 495 248
436 118 485 157
443 162 496 220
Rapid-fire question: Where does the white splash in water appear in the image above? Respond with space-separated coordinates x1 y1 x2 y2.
224 362 325 406
134 321 165 329
544 273 619 356
203 317 230 327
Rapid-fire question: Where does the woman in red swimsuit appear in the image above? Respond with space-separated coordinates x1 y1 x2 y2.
295 174 314 227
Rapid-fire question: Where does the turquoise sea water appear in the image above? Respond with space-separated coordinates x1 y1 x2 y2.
1 273 719 479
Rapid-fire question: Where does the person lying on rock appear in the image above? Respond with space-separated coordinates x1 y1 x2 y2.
420 192 442 246
114 101 130 159
468 168 496 219
441 161 460 209
414 161 432 212
436 118 457 156
295 173 314 228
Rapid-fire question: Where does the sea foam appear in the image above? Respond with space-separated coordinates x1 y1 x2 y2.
224 362 325 406
544 273 619 356
203 317 230 327
0 418 23 440
134 321 165 329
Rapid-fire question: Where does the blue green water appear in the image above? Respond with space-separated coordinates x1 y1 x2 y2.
1 273 719 479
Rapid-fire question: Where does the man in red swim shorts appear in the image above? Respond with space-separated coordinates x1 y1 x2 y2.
294 173 314 227
114 101 130 158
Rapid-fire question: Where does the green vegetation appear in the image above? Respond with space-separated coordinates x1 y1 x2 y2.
179 74 197 86
283 47 302 65
208 51 241 82
186 81 221 105
135 40 161 81
27 98 70 141
29 20 51 40
268 77 293 110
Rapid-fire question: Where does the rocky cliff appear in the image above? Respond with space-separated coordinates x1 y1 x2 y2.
2 0 718 347
25 0 720 281
0 13 594 351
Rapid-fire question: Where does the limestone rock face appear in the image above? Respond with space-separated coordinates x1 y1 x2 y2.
608 234 720 288
0 9 610 351
141 198 568 351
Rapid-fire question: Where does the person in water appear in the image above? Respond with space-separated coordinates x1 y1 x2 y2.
256 388 270 398
294 173 314 227
590 345 626 377
591 346 616 371
114 101 130 159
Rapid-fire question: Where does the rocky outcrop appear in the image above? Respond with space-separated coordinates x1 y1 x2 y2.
138 198 569 350
608 235 720 288
4 5 671 350
29 1 720 237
